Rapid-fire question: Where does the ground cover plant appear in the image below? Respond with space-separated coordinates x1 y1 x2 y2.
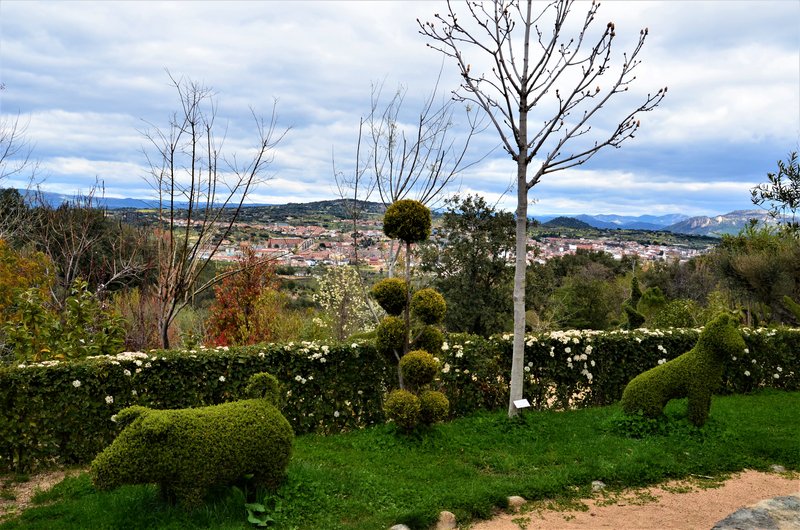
1 390 797 529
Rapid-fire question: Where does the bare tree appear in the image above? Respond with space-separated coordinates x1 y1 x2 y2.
366 74 487 277
332 118 382 324
0 89 40 241
143 74 288 349
27 184 153 306
369 72 484 207
420 0 666 416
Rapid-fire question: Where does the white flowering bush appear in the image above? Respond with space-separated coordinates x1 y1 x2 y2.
313 266 375 341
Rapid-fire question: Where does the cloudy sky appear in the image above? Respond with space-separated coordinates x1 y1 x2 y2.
1 1 798 216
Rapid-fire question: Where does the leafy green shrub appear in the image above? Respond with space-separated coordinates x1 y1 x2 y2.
622 303 645 329
784 295 800 323
2 279 125 362
638 286 667 321
245 372 281 405
91 372 294 509
419 390 449 425
383 389 420 431
0 341 391 472
414 325 444 354
621 313 746 426
651 299 699 329
375 316 407 361
382 200 431 244
399 350 439 391
411 288 447 325
371 278 407 316
2 326 796 472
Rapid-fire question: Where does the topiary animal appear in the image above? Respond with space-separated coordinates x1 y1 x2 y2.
91 372 293 509
620 313 746 426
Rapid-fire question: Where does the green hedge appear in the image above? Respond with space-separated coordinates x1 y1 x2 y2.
0 341 392 472
438 327 799 413
1 327 797 472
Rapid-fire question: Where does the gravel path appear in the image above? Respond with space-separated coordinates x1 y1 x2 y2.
468 470 799 530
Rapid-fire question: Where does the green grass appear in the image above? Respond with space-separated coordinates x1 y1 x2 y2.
2 390 798 530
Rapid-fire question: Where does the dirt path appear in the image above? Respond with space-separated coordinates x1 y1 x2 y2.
468 470 799 529
0 468 84 522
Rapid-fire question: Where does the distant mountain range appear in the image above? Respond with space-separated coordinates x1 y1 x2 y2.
663 210 773 237
19 190 771 237
539 210 773 237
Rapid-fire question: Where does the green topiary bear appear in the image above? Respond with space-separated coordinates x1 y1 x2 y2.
621 313 746 426
91 372 293 509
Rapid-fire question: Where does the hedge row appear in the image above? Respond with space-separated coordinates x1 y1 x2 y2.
0 341 392 472
1 327 797 472
440 327 800 414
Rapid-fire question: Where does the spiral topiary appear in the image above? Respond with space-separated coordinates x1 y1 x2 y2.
399 350 439 390
371 278 408 316
375 316 407 360
383 389 420 431
419 390 449 425
383 200 431 244
411 288 447 325
413 325 444 354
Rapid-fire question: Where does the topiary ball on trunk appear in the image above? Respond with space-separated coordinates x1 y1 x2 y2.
419 390 449 425
375 316 407 361
383 389 420 431
383 200 431 244
413 325 444 354
399 349 439 390
371 278 408 316
411 288 446 325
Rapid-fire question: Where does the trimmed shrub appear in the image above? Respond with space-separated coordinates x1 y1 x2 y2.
382 200 431 244
2 326 797 471
400 350 439 391
651 299 699 329
371 278 408 316
414 325 444 354
623 303 645 329
245 372 281 405
376 316 407 361
91 372 293 509
411 288 447 325
419 390 449 425
621 313 746 426
383 389 420 431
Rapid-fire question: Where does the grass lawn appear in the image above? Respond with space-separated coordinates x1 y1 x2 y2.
2 390 798 529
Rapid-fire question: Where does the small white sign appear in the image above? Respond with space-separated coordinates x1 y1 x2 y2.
513 399 531 409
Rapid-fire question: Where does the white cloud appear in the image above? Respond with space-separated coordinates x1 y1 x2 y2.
1 0 797 216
